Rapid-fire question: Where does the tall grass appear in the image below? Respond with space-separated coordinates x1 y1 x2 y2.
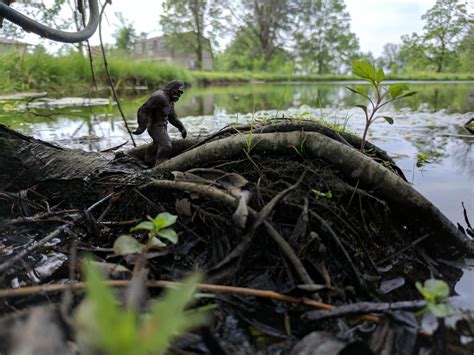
0 50 192 93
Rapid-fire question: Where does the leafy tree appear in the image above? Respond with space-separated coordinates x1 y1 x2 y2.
400 0 472 73
293 0 359 74
113 13 139 52
159 0 228 70
458 24 474 72
215 26 294 72
233 0 298 65
379 43 403 73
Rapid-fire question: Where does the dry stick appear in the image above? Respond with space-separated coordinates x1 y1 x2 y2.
0 193 114 273
304 299 426 321
98 1 136 147
142 179 314 285
376 234 430 265
0 280 436 331
309 210 366 288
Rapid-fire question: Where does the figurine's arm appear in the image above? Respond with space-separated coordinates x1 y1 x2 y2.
168 109 187 138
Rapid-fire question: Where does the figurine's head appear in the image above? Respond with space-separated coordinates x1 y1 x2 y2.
163 80 185 102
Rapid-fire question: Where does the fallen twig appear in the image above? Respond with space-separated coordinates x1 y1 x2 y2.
0 193 114 273
309 210 366 288
303 299 426 321
143 178 315 285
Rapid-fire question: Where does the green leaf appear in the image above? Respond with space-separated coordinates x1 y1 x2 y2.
352 60 376 83
375 68 385 84
146 237 167 249
346 86 370 100
427 303 456 318
157 228 178 244
416 279 450 304
397 91 417 99
388 83 409 99
151 212 178 230
382 116 394 124
76 260 139 355
130 221 154 232
141 273 207 352
355 104 368 117
113 235 145 256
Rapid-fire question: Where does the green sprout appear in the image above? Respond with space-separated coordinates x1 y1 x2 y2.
416 279 456 318
113 212 178 256
74 261 207 355
347 60 416 151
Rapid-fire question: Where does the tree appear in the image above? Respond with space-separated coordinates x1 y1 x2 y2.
400 0 472 73
159 0 228 70
113 13 139 52
225 0 299 68
379 43 402 73
215 26 294 72
293 0 359 74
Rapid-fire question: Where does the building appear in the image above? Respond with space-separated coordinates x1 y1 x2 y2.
0 37 29 54
133 33 213 70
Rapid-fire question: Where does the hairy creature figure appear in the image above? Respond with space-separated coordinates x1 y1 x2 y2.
133 80 187 166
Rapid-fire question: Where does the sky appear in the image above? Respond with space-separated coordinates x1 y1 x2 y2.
3 0 471 57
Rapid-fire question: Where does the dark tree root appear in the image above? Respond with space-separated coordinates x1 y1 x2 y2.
151 130 471 256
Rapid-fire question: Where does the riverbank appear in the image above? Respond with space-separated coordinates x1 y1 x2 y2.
1 51 473 94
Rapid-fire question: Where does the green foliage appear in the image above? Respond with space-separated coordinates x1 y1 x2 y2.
113 13 140 52
416 154 431 168
114 213 179 256
312 190 333 199
160 0 229 70
399 0 472 73
294 0 359 74
416 279 456 318
347 60 416 150
74 261 206 355
0 50 191 93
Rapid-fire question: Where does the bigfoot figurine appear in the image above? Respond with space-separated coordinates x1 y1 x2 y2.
133 80 187 166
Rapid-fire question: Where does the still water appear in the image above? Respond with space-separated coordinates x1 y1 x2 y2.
1 81 473 306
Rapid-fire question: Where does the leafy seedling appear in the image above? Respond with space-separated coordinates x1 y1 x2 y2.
415 279 456 318
347 60 416 151
114 212 178 256
74 260 207 355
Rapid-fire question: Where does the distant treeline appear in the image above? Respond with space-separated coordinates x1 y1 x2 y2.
154 0 473 74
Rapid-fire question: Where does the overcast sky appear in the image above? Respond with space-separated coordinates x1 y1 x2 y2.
5 0 472 57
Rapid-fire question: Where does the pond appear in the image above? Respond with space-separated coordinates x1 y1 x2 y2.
1 81 473 307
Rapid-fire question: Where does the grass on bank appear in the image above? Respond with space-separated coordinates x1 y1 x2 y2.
0 50 473 94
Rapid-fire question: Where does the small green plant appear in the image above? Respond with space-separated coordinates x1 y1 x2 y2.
113 212 178 256
74 261 206 355
415 279 456 318
347 60 416 151
416 153 431 169
312 189 333 199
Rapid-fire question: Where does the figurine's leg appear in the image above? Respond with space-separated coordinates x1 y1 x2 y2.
144 143 157 166
155 127 172 165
